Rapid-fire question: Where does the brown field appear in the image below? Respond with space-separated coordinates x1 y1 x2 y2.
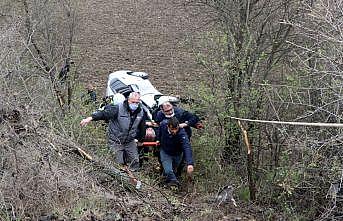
75 0 211 96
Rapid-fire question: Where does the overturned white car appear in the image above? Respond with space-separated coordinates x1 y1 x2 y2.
105 70 180 119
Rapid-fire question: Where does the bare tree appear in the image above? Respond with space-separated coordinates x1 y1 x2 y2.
189 0 300 201
188 0 343 218
287 0 343 120
21 0 78 113
282 1 343 218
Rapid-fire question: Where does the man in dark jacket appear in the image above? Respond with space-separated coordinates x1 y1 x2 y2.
80 92 146 171
157 117 194 185
154 101 199 138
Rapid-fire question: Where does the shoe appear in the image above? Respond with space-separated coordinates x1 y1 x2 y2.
167 180 180 187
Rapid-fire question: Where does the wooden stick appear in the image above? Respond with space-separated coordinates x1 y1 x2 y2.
77 147 93 160
237 120 252 154
74 147 142 189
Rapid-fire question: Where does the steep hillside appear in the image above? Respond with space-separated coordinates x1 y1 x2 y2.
0 1 261 220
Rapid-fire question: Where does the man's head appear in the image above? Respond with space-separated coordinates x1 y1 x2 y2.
86 83 94 91
167 117 180 135
127 92 141 111
161 101 175 118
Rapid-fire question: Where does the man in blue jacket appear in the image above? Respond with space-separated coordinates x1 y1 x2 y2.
80 92 146 171
157 117 194 185
154 101 202 177
154 101 200 138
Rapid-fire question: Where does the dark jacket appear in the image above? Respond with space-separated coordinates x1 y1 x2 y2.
157 121 194 165
91 100 146 143
154 107 199 138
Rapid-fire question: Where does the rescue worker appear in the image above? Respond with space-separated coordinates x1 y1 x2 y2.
154 101 200 138
157 117 194 186
153 101 202 177
86 83 97 103
58 58 72 83
81 83 97 104
80 92 146 171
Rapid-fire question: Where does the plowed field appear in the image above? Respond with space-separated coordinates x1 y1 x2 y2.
75 0 210 96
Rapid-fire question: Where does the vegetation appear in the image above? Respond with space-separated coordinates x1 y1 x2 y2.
1 0 342 220
187 0 343 219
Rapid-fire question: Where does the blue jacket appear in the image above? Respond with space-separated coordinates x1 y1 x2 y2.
157 121 194 165
154 107 199 138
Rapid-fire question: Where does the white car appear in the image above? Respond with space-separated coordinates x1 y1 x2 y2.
105 70 179 119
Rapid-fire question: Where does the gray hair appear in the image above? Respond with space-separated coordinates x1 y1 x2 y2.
128 92 141 100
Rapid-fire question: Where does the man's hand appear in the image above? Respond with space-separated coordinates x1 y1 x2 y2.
179 123 188 128
187 165 194 174
80 117 92 127
146 121 159 127
195 122 204 129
